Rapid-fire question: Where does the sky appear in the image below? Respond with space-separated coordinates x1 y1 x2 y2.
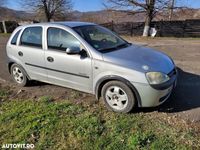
4 0 200 12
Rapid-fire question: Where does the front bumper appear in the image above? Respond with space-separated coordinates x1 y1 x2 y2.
132 69 177 107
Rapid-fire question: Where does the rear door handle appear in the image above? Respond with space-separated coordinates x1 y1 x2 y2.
18 51 23 57
47 57 54 62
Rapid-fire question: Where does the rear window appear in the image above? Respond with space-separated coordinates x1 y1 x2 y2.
20 27 42 48
11 30 21 45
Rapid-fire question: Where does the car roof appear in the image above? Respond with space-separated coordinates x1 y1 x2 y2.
53 21 96 27
21 21 96 28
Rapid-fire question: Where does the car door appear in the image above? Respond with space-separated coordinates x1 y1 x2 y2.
18 26 47 81
45 27 92 93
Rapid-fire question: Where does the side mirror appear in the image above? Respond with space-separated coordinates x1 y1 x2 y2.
66 47 80 55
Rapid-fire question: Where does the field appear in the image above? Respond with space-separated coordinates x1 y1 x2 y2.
0 34 200 149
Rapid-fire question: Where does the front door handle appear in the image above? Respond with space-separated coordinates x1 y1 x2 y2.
47 57 54 62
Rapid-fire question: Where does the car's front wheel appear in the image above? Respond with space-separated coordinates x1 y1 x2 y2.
10 64 28 87
101 81 135 113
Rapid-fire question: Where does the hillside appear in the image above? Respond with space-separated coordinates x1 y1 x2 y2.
0 7 33 21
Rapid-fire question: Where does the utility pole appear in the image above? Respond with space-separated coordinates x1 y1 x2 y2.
169 0 175 21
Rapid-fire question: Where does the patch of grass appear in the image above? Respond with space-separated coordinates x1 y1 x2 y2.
0 99 199 150
0 89 9 98
0 33 11 37
38 96 53 103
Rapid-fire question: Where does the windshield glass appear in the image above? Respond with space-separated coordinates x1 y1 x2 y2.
73 25 130 52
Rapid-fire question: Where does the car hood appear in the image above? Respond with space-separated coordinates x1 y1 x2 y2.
102 44 174 74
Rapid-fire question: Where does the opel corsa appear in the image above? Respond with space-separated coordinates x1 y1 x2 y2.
6 22 177 113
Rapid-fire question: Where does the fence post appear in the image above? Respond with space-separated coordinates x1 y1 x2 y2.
2 21 7 34
111 20 114 31
131 22 133 37
183 19 187 37
159 20 163 37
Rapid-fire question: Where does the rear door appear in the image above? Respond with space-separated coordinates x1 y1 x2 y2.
44 27 93 93
18 26 47 81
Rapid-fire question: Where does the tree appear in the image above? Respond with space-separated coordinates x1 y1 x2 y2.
21 0 73 22
105 0 173 36
169 0 175 20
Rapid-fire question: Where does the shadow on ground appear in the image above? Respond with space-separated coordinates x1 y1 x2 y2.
137 68 200 113
3 66 200 114
159 68 200 113
27 80 49 87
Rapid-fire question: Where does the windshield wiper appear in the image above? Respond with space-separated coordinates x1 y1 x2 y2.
116 43 130 49
99 46 117 52
99 43 131 53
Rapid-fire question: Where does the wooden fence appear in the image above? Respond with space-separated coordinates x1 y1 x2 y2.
1 19 200 37
101 19 200 37
0 21 18 33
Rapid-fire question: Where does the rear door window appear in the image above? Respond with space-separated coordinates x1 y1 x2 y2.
20 27 42 48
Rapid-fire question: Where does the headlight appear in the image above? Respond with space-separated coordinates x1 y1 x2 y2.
146 72 170 85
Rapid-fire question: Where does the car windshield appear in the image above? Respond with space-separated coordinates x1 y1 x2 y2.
73 25 130 52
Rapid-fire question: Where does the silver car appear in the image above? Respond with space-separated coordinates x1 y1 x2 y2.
6 22 177 113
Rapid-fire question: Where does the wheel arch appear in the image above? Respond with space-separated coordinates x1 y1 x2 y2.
8 61 31 80
95 75 142 107
8 62 14 74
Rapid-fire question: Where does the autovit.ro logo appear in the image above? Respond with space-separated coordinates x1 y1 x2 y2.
1 143 35 149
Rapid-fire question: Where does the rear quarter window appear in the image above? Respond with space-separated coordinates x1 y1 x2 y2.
11 30 21 45
20 26 43 48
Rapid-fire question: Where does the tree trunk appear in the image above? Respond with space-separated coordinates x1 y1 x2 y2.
169 0 175 21
143 15 151 36
44 10 51 22
142 0 155 37
43 0 51 22
46 15 51 22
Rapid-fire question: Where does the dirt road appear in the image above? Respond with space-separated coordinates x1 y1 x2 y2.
1 35 200 122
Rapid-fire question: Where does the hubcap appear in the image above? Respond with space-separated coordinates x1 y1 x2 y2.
12 67 24 84
105 86 128 110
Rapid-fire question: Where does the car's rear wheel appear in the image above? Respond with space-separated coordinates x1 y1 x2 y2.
101 81 135 113
11 64 28 86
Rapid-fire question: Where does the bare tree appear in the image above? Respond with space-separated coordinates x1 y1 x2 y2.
169 0 175 20
21 0 73 22
105 0 173 36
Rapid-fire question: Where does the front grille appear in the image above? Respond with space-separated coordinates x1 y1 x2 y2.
168 68 176 78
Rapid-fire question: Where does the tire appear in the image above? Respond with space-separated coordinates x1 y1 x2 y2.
101 80 135 113
10 64 28 87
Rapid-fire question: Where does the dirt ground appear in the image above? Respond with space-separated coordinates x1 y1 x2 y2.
0 35 200 123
